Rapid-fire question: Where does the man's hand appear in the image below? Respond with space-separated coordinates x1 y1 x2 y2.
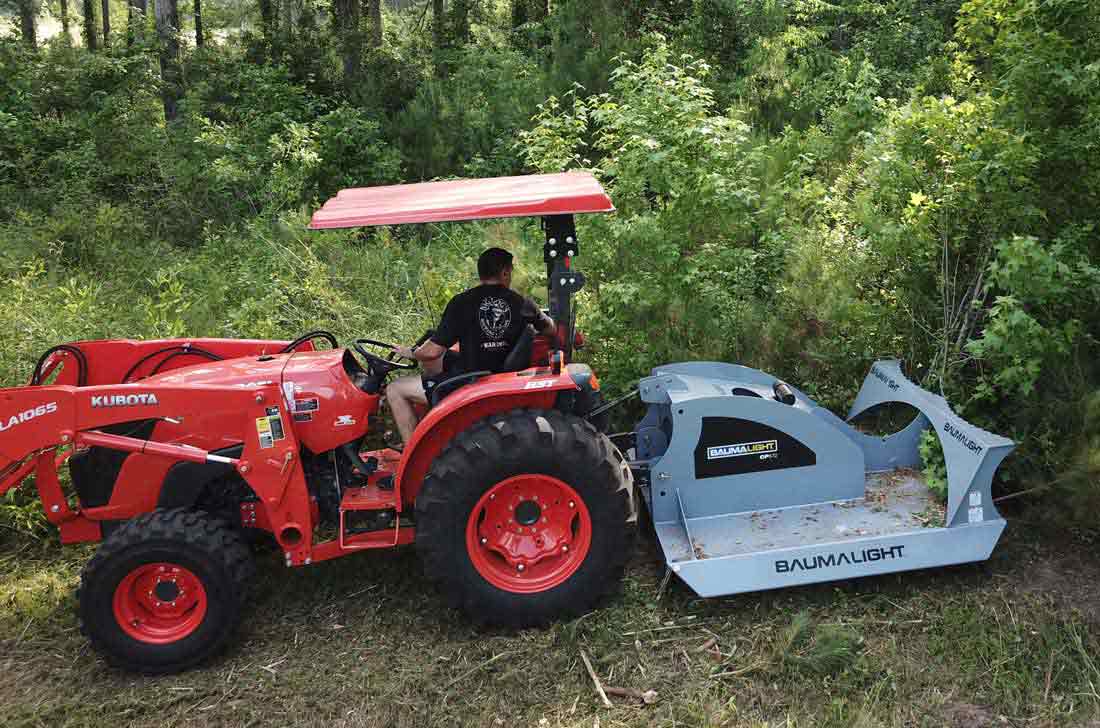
392 345 417 361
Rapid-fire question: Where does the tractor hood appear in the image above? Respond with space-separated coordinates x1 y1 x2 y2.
149 349 374 454
147 352 298 389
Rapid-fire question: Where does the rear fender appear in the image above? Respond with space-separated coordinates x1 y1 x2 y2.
394 370 578 507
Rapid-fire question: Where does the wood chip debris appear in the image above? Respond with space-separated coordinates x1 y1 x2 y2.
580 649 612 708
604 687 659 705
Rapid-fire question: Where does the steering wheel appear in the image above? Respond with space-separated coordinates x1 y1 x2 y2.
352 339 419 377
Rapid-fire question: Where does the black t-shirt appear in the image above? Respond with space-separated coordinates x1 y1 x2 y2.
431 284 544 374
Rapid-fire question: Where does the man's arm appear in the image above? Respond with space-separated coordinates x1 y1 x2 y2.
392 299 460 376
522 299 555 337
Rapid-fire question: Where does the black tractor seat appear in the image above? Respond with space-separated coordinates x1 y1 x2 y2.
424 325 536 408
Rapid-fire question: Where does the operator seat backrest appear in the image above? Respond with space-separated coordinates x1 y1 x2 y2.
426 325 537 408
500 325 536 373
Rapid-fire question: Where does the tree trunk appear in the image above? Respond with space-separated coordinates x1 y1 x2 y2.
282 0 294 42
511 0 527 30
83 0 98 49
18 0 37 48
127 0 146 45
432 0 444 48
334 0 361 88
60 0 71 39
367 0 381 47
531 0 547 21
101 0 111 47
194 0 203 46
259 0 274 45
155 0 182 121
450 0 470 45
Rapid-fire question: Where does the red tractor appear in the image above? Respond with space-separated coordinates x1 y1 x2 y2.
0 172 634 673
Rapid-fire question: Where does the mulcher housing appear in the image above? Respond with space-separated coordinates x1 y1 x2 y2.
632 360 1014 597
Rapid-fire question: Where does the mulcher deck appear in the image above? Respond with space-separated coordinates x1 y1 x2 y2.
655 470 939 563
635 360 1014 598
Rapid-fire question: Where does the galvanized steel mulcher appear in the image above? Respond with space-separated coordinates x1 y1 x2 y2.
0 173 1014 673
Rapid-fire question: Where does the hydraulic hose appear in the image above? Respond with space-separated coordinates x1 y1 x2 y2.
122 345 224 383
279 330 339 353
31 345 89 387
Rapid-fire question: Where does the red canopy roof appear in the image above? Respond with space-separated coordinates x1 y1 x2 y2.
308 172 614 229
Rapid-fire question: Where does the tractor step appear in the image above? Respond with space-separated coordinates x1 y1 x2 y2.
338 485 400 545
340 484 398 511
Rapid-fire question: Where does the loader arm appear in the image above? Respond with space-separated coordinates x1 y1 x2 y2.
0 382 314 561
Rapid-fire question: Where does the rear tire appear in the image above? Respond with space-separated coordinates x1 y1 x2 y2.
415 409 632 627
78 508 254 674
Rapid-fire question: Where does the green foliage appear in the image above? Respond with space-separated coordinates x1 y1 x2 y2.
968 234 1100 398
520 39 764 387
396 46 544 179
919 428 948 503
777 611 863 677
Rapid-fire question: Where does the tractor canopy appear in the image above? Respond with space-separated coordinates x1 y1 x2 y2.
310 172 612 362
308 171 613 228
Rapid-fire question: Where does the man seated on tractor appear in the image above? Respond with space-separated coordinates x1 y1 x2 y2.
386 247 555 446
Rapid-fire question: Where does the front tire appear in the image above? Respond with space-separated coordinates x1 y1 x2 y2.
78 508 254 674
415 409 632 627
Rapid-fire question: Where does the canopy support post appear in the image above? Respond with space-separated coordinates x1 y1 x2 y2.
543 214 585 362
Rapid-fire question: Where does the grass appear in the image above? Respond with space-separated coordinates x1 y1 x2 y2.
1 525 1099 727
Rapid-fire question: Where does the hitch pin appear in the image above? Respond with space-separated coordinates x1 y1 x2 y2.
161 417 183 425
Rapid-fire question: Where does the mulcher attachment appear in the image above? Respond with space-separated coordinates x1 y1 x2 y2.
634 360 1015 598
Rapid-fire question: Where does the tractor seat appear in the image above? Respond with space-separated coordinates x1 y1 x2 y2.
424 325 536 408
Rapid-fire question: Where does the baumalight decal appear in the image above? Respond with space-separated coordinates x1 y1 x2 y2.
706 439 778 460
943 420 984 456
775 545 905 573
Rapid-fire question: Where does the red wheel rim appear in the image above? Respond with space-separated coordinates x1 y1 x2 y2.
465 474 592 594
112 563 208 644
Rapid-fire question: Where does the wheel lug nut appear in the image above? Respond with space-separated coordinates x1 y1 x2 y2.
569 501 575 508
480 537 487 545
517 564 525 572
562 545 569 553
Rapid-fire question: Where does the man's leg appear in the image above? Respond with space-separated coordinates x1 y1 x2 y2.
386 375 428 445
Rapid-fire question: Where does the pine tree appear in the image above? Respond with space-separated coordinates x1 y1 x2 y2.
155 0 182 120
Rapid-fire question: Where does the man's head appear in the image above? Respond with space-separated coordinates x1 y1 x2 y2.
478 247 514 287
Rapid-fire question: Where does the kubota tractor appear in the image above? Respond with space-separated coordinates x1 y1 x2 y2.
0 172 634 673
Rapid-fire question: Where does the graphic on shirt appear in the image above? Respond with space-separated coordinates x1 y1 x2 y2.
478 297 512 340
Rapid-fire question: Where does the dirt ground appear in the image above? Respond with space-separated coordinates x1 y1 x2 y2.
1 523 1099 728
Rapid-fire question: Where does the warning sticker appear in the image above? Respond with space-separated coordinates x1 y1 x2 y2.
256 406 286 448
968 506 984 524
294 398 320 414
256 417 274 449
293 412 313 423
969 492 982 507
